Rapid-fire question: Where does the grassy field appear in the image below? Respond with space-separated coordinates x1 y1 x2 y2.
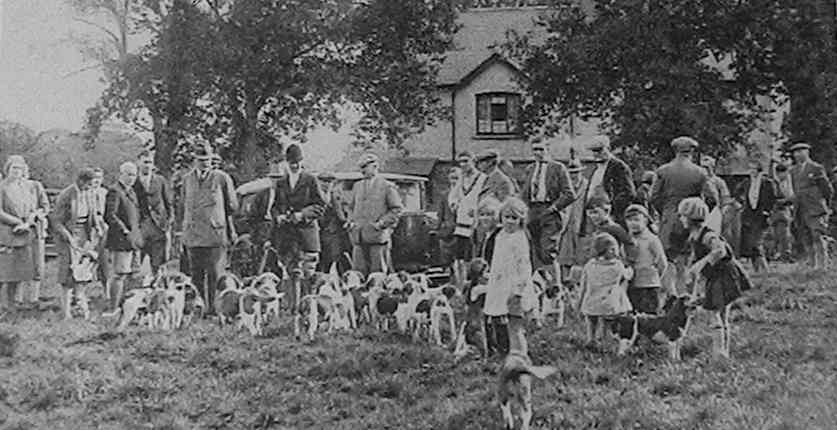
0 263 836 429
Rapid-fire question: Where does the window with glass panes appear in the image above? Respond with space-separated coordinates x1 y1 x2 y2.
476 93 521 136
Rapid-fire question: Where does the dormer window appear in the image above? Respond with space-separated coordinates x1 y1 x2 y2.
476 92 522 136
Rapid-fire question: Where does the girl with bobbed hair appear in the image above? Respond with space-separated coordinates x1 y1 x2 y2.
678 197 751 358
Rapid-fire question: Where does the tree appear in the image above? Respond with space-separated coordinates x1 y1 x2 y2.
75 0 460 179
507 0 835 168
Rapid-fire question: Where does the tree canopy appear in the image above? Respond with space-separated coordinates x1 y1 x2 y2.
506 0 837 168
72 0 460 178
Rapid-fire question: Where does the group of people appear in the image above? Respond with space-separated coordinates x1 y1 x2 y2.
0 140 407 319
437 135 831 359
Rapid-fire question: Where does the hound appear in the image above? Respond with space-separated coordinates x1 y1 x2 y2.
498 351 557 430
608 295 698 360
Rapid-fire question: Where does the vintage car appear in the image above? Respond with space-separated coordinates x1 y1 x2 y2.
234 171 437 272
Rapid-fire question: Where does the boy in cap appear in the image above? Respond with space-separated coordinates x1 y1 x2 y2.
624 204 670 314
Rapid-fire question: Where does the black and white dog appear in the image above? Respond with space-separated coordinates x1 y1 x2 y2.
608 295 698 360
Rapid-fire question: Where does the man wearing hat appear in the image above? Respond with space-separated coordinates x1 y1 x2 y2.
346 153 403 275
650 136 718 292
789 142 832 269
133 149 173 277
582 135 636 227
477 149 516 202
522 140 576 269
270 144 326 267
771 161 794 261
700 155 732 214
181 141 239 315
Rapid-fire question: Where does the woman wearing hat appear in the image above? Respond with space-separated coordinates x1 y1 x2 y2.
0 155 43 311
556 159 592 282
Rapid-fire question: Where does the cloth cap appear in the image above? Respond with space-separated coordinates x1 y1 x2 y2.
789 142 811 152
640 170 656 184
593 232 618 256
286 144 303 163
585 194 611 210
477 149 500 162
531 139 547 150
318 171 337 181
588 135 611 151
670 136 698 151
358 153 379 168
624 204 650 220
677 197 709 221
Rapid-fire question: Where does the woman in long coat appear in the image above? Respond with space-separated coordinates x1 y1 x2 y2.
0 156 41 311
556 160 592 282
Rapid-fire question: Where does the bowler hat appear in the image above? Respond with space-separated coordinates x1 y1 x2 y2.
286 144 303 164
789 142 811 152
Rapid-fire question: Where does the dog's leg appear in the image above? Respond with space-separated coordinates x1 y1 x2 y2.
556 299 565 328
307 300 317 341
293 314 302 340
447 310 456 346
500 400 514 430
520 373 534 430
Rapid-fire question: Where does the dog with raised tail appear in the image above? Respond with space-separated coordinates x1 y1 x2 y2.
498 351 557 430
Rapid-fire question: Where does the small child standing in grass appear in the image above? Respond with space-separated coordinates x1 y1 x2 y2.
578 233 633 346
482 197 536 358
624 204 670 314
679 197 751 358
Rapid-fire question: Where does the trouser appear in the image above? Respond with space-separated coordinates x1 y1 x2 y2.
528 203 561 268
139 220 168 275
352 243 388 276
188 246 227 314
320 232 350 273
771 220 792 258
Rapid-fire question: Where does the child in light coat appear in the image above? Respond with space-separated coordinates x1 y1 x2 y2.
578 232 633 346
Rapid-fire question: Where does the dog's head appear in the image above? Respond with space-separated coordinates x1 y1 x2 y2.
250 272 283 297
662 295 699 325
217 272 244 292
384 273 405 292
342 270 365 290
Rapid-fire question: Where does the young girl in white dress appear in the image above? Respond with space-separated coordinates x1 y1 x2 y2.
578 232 633 346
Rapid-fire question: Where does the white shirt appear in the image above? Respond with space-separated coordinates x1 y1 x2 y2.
288 170 301 190
587 162 607 200
748 174 763 210
531 162 548 202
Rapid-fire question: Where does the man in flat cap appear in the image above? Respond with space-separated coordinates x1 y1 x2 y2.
270 144 326 268
650 136 718 292
346 153 403 275
477 149 516 202
789 142 833 269
180 141 239 316
582 135 636 228
522 139 576 269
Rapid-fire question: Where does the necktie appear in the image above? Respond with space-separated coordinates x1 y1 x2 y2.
532 163 542 200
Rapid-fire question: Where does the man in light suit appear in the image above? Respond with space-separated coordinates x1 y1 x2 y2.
181 142 239 315
477 149 516 202
522 140 576 268
134 149 173 276
346 153 403 275
790 142 833 270
270 144 326 267
583 136 636 227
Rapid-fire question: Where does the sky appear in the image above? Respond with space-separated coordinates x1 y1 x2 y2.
0 0 106 132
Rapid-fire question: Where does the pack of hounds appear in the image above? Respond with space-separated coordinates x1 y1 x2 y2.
103 253 699 430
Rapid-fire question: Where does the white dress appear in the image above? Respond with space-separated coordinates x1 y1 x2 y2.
484 229 536 317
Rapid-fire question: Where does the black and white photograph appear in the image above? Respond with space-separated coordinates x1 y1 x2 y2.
0 0 836 428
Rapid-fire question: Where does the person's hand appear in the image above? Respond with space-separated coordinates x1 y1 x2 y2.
293 212 303 222
12 222 29 233
508 294 524 315
372 221 383 230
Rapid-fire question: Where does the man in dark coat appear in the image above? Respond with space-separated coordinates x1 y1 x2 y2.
318 172 351 273
181 142 239 315
103 162 142 314
270 144 326 267
477 150 516 202
434 167 461 267
790 142 833 270
582 135 636 227
521 140 576 269
733 158 778 273
134 149 173 276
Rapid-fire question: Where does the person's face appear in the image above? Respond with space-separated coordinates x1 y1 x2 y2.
361 161 378 178
792 149 808 164
139 155 154 174
447 171 460 187
458 157 474 173
679 213 690 229
477 159 492 172
532 146 546 161
289 161 301 173
591 147 607 162
501 209 521 231
625 214 646 234
91 175 103 189
748 162 761 178
120 166 138 187
78 179 93 192
776 170 788 180
8 164 24 180
477 209 498 230
586 207 608 225
570 170 582 183
196 156 213 171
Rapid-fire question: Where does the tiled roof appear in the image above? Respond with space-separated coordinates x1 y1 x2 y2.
438 3 595 86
